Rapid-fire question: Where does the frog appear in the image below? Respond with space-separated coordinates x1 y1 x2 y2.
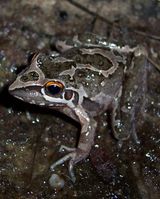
9 33 148 182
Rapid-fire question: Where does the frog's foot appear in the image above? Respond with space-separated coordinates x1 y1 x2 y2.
50 147 88 183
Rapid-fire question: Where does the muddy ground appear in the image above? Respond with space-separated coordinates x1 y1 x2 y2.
0 0 160 198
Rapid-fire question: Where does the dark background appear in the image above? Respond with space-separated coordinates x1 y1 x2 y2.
0 0 160 198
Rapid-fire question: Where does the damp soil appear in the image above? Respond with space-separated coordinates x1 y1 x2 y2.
0 1 160 199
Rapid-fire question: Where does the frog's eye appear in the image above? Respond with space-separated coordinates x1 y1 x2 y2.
45 81 64 96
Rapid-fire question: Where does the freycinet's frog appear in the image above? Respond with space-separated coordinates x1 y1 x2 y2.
9 33 148 182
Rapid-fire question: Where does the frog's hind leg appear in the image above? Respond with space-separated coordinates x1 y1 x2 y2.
108 86 131 144
110 86 140 145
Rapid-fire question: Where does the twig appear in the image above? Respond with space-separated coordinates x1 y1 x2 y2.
66 0 160 42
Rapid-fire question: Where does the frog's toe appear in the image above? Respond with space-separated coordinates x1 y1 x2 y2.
50 152 75 171
59 145 76 152
67 149 89 182
68 159 76 182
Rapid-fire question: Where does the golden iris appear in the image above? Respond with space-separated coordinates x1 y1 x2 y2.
45 81 64 95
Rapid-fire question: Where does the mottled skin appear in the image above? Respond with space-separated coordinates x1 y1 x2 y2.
9 33 147 182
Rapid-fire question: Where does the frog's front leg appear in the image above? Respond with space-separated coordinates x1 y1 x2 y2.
50 105 97 182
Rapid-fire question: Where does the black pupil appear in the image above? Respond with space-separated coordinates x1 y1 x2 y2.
47 85 61 95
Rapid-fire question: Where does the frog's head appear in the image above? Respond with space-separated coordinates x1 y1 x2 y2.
9 53 77 108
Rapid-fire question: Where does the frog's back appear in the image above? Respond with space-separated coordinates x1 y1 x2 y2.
37 32 132 103
38 45 127 100
59 46 126 99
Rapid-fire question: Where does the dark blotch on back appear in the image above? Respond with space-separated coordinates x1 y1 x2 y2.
20 71 39 82
38 54 75 79
63 47 113 70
